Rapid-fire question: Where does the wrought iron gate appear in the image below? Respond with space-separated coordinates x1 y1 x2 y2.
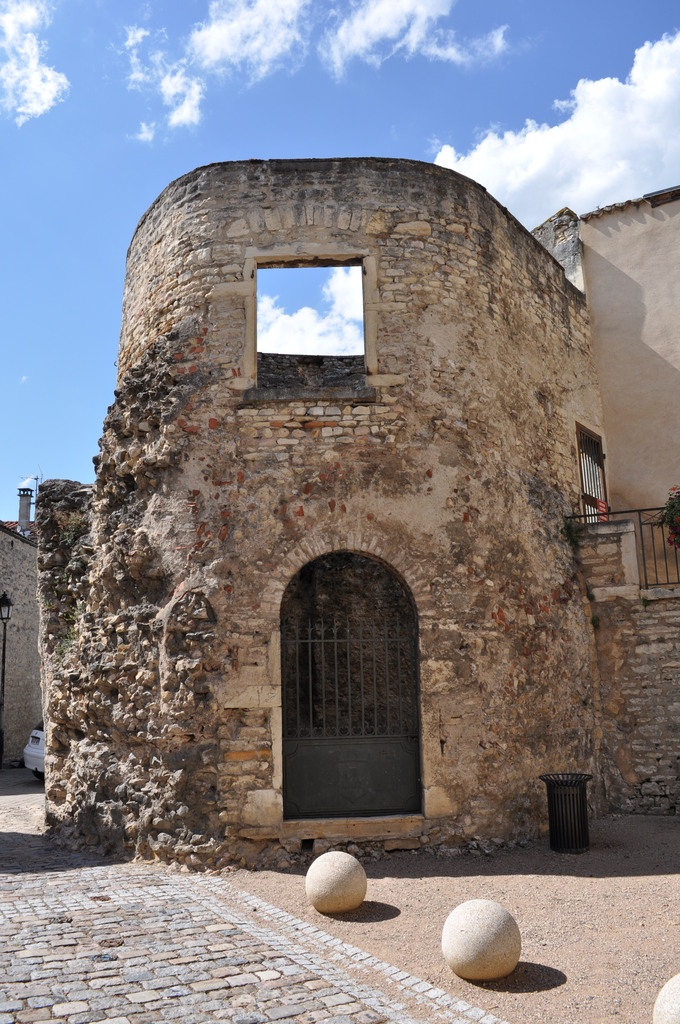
282 616 421 818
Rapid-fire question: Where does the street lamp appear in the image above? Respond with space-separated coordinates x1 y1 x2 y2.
0 592 13 770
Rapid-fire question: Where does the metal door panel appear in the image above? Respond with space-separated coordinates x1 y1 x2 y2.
283 735 420 818
280 555 422 820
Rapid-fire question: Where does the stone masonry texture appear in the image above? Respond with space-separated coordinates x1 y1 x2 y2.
37 158 609 867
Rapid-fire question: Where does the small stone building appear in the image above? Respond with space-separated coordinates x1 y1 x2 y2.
0 514 41 763
38 158 612 866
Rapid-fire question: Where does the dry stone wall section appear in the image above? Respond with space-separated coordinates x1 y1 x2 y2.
574 520 680 814
596 593 680 813
38 159 605 867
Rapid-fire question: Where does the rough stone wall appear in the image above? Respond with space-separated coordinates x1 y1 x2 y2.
0 523 41 761
35 482 94 805
38 158 605 867
575 519 680 814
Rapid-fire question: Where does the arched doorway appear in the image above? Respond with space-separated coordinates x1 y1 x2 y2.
281 552 421 818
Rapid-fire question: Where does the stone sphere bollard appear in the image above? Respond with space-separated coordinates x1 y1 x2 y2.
441 899 521 981
305 851 367 913
654 974 680 1023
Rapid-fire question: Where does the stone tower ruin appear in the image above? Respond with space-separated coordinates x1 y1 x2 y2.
37 159 605 867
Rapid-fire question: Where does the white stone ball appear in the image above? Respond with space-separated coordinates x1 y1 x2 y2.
305 851 367 913
441 899 521 981
654 974 680 1023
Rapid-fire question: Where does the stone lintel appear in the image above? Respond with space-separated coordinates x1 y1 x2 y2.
238 815 423 842
281 815 423 841
245 244 369 264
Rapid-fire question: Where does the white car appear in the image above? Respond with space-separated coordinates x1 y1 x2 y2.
23 722 45 780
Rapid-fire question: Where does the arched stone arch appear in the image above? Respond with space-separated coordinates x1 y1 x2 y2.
259 529 434 621
280 549 422 819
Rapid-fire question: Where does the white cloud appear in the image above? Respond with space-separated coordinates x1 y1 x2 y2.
160 66 203 127
0 0 69 125
258 267 364 355
124 24 151 88
435 31 680 227
135 120 155 142
424 24 507 64
125 26 149 50
123 3 309 134
122 1 508 134
323 266 364 322
320 0 507 76
123 26 205 131
190 0 310 80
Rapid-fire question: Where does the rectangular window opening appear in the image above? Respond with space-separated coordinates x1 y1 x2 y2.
577 424 608 522
255 264 369 394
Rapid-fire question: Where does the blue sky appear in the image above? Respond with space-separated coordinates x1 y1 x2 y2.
1 0 679 522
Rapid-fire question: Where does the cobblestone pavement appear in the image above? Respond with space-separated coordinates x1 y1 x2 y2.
0 770 508 1024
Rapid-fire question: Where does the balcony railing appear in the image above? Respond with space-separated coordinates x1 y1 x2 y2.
571 508 680 590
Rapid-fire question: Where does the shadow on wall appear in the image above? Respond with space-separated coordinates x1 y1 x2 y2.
584 246 679 510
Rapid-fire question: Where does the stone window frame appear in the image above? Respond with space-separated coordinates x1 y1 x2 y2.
240 244 379 387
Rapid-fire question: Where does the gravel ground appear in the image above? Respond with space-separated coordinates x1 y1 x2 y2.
229 816 680 1024
3 770 679 1024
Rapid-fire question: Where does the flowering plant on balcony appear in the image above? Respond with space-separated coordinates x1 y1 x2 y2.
661 484 680 548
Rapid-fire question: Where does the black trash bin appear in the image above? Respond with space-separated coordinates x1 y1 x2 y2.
539 773 592 854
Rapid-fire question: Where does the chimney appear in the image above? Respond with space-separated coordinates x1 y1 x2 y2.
18 486 32 535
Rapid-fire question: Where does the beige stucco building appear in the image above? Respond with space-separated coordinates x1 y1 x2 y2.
581 187 680 511
535 186 680 514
